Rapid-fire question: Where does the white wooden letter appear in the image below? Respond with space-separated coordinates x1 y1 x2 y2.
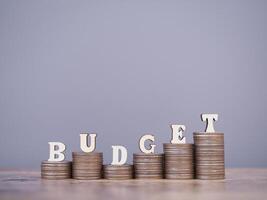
170 125 186 144
80 133 97 153
201 113 218 133
48 142 66 161
111 145 127 165
139 134 155 154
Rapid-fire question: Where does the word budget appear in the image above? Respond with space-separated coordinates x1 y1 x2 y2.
42 113 225 180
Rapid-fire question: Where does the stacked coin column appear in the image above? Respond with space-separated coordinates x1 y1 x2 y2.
104 165 133 180
72 152 103 180
193 132 225 180
133 153 163 179
41 161 72 180
163 144 194 179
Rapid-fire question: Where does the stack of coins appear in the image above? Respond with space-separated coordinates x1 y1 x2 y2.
72 152 103 180
194 132 225 180
41 161 72 180
104 164 133 180
163 143 194 179
133 153 163 179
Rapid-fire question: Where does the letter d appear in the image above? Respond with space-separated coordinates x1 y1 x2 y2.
111 145 127 165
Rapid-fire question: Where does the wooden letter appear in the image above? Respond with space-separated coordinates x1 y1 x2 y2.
170 125 186 144
80 133 97 153
48 142 66 161
201 114 218 133
111 145 127 165
139 134 155 154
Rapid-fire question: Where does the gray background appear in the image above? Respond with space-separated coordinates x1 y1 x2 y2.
0 0 266 169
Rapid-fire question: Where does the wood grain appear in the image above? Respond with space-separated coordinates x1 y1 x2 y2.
0 168 266 200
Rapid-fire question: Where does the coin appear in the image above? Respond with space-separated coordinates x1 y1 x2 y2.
163 143 194 180
41 161 72 180
72 152 103 180
165 173 194 179
133 153 163 179
104 164 133 180
193 132 225 180
135 174 163 179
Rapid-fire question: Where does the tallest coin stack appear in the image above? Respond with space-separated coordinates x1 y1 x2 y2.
193 132 225 180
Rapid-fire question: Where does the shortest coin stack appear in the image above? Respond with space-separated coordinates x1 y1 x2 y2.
41 161 72 180
104 164 133 180
133 153 163 179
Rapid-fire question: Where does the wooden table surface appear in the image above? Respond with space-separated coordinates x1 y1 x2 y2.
0 168 266 200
